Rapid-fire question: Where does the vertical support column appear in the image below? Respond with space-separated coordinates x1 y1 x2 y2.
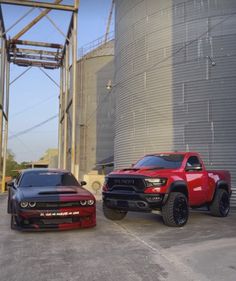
0 36 6 177
63 44 69 170
71 9 78 177
58 63 64 168
2 60 10 193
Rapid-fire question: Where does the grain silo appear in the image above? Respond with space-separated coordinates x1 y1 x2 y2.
65 38 115 189
114 0 236 206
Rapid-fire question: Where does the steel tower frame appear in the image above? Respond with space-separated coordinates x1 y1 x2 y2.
0 0 79 192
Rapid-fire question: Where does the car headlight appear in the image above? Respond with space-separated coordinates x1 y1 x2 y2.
20 201 29 208
145 178 167 187
29 202 36 208
87 200 95 206
80 200 87 206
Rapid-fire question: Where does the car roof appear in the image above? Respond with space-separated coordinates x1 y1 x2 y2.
20 168 69 175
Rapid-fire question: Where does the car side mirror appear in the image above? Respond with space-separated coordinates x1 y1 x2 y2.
7 181 14 187
185 163 202 172
80 181 87 186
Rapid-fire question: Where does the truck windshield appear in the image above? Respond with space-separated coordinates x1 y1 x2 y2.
134 154 184 169
19 172 79 187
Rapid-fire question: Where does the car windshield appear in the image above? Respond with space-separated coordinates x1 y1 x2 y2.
133 154 184 169
19 172 79 187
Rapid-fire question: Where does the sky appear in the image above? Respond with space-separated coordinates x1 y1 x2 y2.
1 0 114 163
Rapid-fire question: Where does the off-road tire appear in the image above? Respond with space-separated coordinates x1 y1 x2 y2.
210 189 230 217
162 192 189 227
103 203 127 220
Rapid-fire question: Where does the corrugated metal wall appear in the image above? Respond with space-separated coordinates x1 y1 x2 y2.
66 41 115 179
114 0 236 207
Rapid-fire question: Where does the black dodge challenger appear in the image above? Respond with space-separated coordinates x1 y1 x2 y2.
7 169 96 231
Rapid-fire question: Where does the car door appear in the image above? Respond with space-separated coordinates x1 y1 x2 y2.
185 156 208 206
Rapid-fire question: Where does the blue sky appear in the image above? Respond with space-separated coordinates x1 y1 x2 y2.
1 0 114 163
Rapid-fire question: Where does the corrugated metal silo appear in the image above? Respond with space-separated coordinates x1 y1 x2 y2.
114 0 236 206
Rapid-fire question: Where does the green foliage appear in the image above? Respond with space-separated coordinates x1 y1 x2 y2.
5 151 30 178
6 150 19 178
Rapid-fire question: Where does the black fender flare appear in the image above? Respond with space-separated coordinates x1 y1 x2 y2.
163 180 188 204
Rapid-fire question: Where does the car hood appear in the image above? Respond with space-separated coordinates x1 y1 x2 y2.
18 186 94 201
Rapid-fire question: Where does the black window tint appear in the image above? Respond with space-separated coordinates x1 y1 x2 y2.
19 172 79 187
186 156 200 167
15 173 21 185
134 154 184 169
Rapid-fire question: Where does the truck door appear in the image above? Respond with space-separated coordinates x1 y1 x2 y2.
185 156 208 206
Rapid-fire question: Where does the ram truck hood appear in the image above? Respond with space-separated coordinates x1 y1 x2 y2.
109 167 180 178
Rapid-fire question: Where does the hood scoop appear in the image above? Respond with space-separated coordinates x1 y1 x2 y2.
121 168 140 171
38 190 77 195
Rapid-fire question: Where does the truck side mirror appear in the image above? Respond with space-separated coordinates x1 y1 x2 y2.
80 181 87 186
185 163 202 172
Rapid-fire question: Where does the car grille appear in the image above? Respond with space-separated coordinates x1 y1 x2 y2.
35 202 82 209
107 177 146 192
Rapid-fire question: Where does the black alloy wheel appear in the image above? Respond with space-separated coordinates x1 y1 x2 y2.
219 191 230 216
162 192 189 227
173 196 189 225
210 189 230 217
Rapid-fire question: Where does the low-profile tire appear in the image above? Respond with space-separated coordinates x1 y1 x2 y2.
7 192 12 214
103 203 127 221
210 189 230 217
162 192 189 227
11 215 18 230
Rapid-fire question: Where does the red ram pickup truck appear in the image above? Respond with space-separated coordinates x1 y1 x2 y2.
102 152 231 227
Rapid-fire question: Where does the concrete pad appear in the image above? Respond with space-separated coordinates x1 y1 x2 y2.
0 194 235 281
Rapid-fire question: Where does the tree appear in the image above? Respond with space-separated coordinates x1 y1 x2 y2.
6 150 19 178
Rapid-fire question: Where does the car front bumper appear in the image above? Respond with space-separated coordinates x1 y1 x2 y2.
13 206 96 231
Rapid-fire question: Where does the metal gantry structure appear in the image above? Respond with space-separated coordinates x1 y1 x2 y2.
0 0 79 192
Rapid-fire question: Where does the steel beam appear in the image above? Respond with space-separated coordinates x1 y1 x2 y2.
10 67 32 85
63 44 69 170
104 0 114 43
0 104 7 121
1 61 10 193
39 68 60 88
0 37 6 176
71 12 78 177
58 61 64 168
10 53 60 62
13 0 63 40
10 48 62 57
0 0 77 12
10 59 60 69
9 39 63 49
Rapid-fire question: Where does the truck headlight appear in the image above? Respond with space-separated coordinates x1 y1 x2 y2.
145 178 167 187
20 201 29 208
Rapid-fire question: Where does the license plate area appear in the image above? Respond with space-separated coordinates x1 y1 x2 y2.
117 200 128 208
39 211 80 217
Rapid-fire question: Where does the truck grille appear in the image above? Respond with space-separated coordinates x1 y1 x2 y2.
107 177 146 192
